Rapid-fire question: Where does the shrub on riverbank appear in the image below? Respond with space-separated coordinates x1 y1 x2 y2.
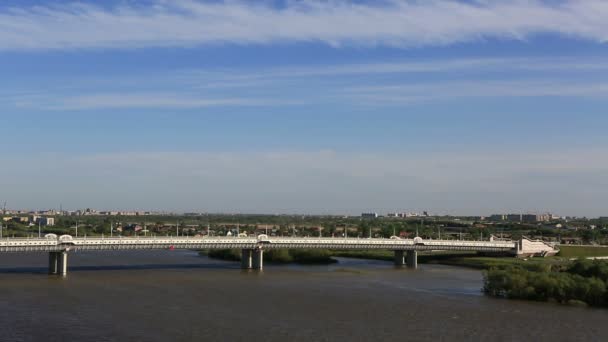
203 249 336 264
290 249 335 264
483 260 608 307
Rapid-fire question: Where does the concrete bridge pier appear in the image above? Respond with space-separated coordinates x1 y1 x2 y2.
48 252 59 275
406 250 418 269
394 250 405 266
241 249 253 269
252 249 264 271
57 251 68 276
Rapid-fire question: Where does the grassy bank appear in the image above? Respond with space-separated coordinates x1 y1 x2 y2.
202 249 337 264
558 245 608 258
330 250 539 269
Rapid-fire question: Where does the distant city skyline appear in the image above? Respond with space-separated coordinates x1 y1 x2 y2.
0 206 588 220
1 1 607 216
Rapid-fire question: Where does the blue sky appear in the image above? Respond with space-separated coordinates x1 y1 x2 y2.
1 0 607 216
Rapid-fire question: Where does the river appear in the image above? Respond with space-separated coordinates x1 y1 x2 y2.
1 250 607 341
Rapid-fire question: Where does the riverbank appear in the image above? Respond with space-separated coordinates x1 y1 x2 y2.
202 245 608 270
332 245 608 269
329 250 566 269
203 249 541 269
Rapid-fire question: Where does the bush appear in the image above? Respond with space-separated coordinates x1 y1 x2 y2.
266 249 294 263
483 261 608 307
205 249 336 264
568 259 608 282
290 249 336 264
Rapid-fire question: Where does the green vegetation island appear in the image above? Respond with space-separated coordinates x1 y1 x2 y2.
484 259 608 307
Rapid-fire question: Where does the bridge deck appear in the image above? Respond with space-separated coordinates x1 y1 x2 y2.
0 236 517 253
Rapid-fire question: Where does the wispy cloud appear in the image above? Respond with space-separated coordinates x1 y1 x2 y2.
184 57 608 81
33 93 299 110
8 92 300 111
341 79 608 105
0 1 607 50
5 56 608 110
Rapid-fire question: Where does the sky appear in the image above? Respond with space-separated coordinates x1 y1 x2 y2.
1 0 607 216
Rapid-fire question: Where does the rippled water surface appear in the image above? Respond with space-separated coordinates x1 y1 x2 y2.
1 250 607 341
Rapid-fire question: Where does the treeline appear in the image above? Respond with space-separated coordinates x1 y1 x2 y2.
205 249 336 264
483 260 608 307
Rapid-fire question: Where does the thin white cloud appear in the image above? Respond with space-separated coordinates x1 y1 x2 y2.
179 57 608 84
0 1 607 50
13 93 300 110
341 80 608 104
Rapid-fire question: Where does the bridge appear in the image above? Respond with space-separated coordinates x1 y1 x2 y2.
0 235 557 276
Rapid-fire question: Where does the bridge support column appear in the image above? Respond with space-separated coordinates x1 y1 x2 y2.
252 249 263 271
406 250 418 269
394 250 405 266
48 252 59 275
241 249 253 269
57 251 68 276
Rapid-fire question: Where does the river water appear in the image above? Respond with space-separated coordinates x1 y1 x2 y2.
1 250 607 342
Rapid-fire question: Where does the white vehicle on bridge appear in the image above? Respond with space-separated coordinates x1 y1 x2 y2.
257 234 271 244
58 235 74 244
